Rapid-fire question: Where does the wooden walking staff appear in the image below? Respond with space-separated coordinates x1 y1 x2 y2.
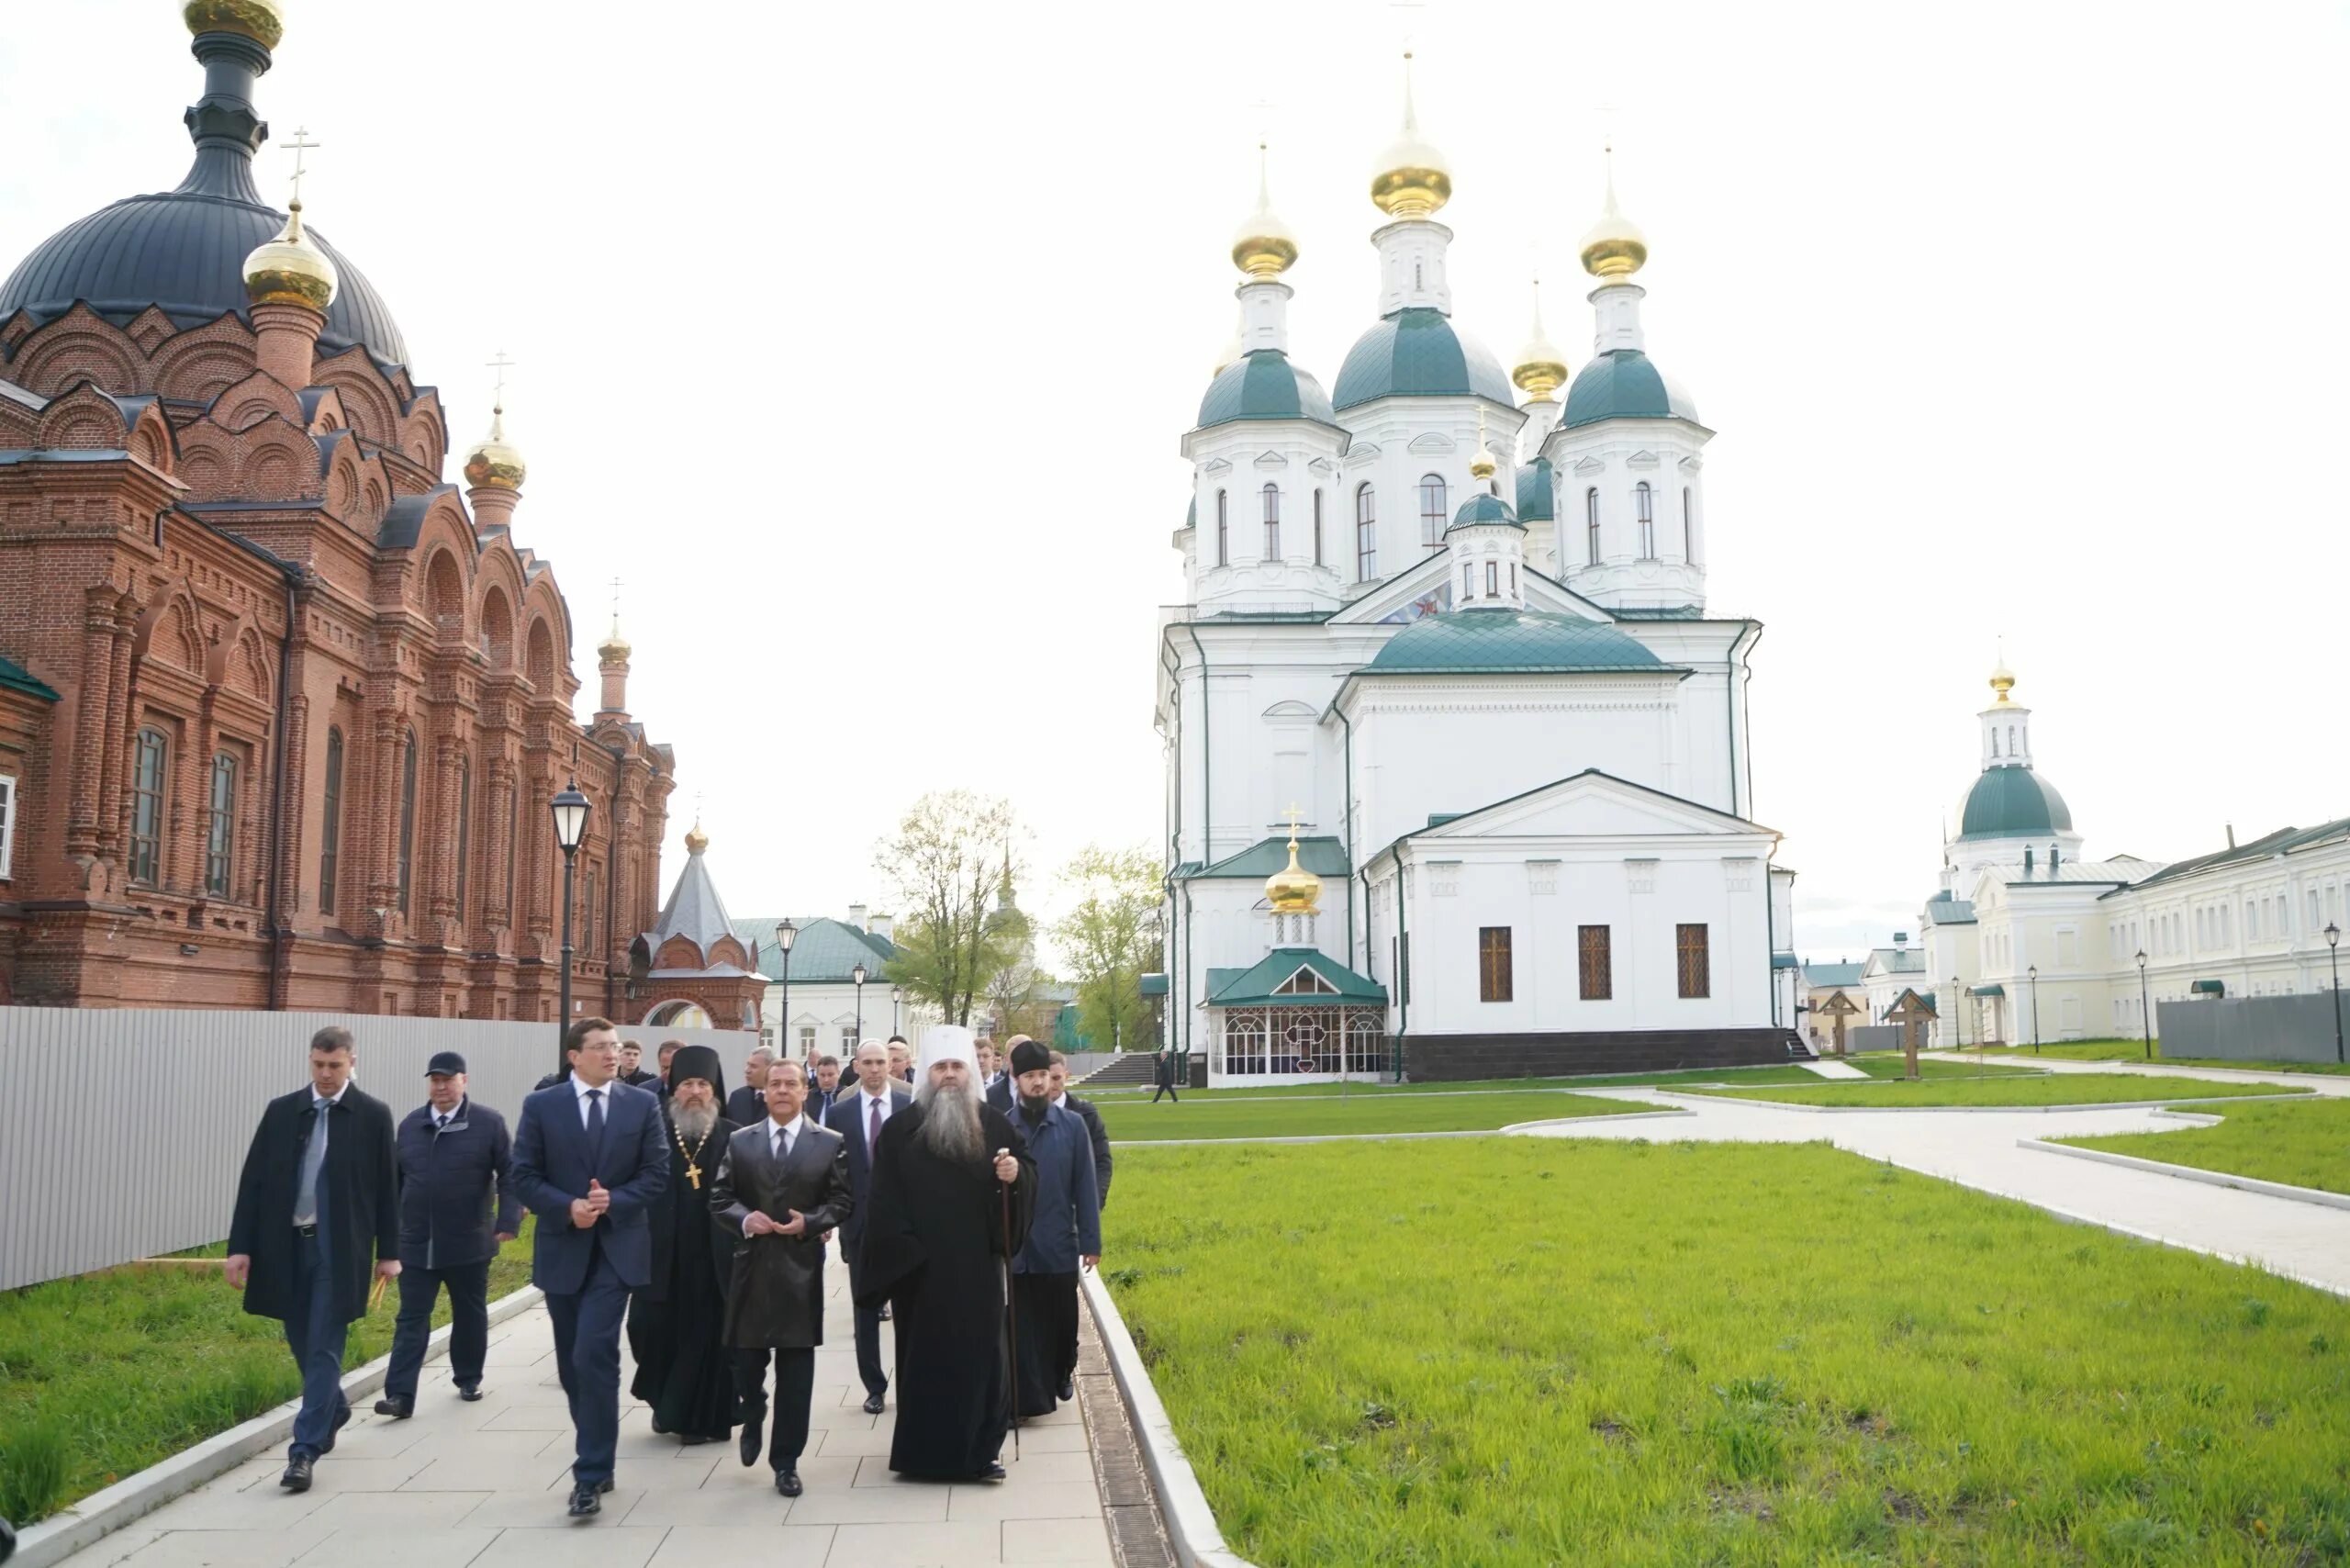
1000 1148 1022 1462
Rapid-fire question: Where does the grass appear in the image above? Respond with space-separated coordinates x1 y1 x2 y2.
1104 1139 2350 1566
1081 1063 1831 1100
1682 1073 2309 1110
2056 1098 2350 1197
0 1218 536 1524
1977 1039 2350 1076
1843 1054 2042 1080
1095 1090 1645 1142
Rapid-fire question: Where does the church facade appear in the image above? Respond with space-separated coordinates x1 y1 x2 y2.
1157 66 1799 1081
0 5 681 1020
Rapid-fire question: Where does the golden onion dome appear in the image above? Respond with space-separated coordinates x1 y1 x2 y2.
184 0 285 49
1469 441 1498 482
598 614 632 664
1263 834 1322 914
1579 147 1648 282
1230 141 1300 279
1989 660 2017 704
1512 278 1570 402
241 200 338 313
683 818 709 856
461 405 526 492
1370 51 1451 219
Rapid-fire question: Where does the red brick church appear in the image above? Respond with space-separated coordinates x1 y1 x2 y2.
0 3 746 1025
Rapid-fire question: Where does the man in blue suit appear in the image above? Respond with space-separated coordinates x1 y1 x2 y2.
510 1017 667 1518
824 1039 910 1414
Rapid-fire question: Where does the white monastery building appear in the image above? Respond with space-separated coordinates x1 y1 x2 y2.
1155 61 1802 1082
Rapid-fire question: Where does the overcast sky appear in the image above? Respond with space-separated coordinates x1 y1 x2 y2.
5 1 2344 967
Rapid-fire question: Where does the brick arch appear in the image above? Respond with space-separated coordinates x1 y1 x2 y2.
325 442 360 515
479 584 515 669
11 310 144 395
128 406 174 473
643 999 715 1029
422 547 468 644
397 393 445 470
133 585 207 673
175 428 235 498
524 616 557 690
38 383 128 451
241 431 310 501
312 350 400 445
152 325 258 404
229 627 271 700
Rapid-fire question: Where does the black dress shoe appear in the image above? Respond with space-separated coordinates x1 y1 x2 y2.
862 1392 886 1415
566 1481 600 1518
373 1394 414 1419
739 1415 765 1468
1058 1380 1075 1403
456 1384 484 1402
774 1469 802 1497
280 1450 316 1491
678 1433 715 1447
978 1462 1007 1482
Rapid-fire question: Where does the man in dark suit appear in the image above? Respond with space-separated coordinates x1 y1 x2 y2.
824 1039 912 1413
1046 1049 1112 1210
716 1058 853 1496
984 1036 1024 1114
723 1047 776 1126
1151 1047 1181 1103
226 1026 399 1494
375 1051 520 1419
617 1039 662 1092
510 1016 668 1518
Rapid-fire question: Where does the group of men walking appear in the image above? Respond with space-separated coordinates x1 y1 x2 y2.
226 1018 1110 1514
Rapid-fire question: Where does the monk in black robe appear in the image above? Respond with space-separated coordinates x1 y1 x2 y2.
855 1027 1035 1481
627 1046 738 1443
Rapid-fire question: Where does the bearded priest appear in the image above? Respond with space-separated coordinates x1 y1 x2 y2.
625 1046 739 1445
856 1026 1035 1481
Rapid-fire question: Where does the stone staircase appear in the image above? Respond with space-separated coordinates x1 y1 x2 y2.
1071 1052 1163 1089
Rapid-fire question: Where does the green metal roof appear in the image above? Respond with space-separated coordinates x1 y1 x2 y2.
1560 349 1701 429
0 655 60 702
1958 766 2074 841
730 915 898 985
1447 491 1522 532
1332 307 1514 410
1205 947 1387 1009
2123 818 2350 892
1195 350 1336 428
1971 983 2004 999
1805 961 1865 987
1365 608 1667 675
1515 455 1553 521
1192 835 1351 880
2191 979 2226 996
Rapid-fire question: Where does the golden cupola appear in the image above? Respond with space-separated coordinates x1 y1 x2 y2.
462 403 526 492
1579 147 1648 282
1230 140 1299 279
184 0 285 50
1469 409 1499 485
683 817 709 856
1989 660 2017 704
242 197 338 313
598 612 632 665
1263 832 1322 915
1512 277 1570 402
1370 50 1451 219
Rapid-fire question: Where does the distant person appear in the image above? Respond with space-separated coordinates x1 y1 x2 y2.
825 1040 911 1412
1151 1047 1181 1103
510 1017 669 1517
375 1052 519 1419
887 1036 913 1086
627 1046 738 1447
225 1026 399 1494
618 1040 661 1092
655 1039 683 1096
1046 1049 1112 1210
811 1053 843 1101
1006 1039 1101 1414
975 1040 1003 1098
716 1058 851 1495
986 1036 1027 1114
725 1047 775 1126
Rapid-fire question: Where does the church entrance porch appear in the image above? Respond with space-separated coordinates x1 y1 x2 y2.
1214 1003 1392 1081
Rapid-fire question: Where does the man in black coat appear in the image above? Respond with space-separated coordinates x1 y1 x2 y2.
722 1046 776 1126
226 1026 399 1494
1046 1049 1113 1210
627 1046 739 1445
1151 1047 1181 1103
984 1036 1024 1114
618 1039 663 1093
824 1039 911 1413
714 1058 852 1497
375 1052 520 1419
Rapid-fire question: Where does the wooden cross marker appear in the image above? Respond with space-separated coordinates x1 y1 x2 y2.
1885 989 1939 1081
1818 989 1861 1057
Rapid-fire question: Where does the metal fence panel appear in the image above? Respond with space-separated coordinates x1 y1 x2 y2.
2154 993 2348 1065
0 1006 750 1291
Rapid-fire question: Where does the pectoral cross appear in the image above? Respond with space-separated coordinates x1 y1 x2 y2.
685 1163 702 1190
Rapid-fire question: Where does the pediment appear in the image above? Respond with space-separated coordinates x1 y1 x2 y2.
1346 442 1382 465
1330 552 1617 626
1253 450 1290 470
1626 450 1662 470
1678 454 1703 473
1572 456 1605 476
1201 457 1232 476
1408 431 1455 454
1309 455 1337 474
1418 769 1772 843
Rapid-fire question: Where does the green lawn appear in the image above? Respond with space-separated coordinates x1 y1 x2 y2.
1081 1063 1829 1100
1096 1091 1644 1142
0 1219 537 1523
1104 1140 2350 1566
2056 1098 2350 1197
1845 1054 2042 1080
1979 1040 2350 1076
1684 1073 2308 1110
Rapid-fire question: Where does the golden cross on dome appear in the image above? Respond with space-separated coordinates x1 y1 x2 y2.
486 350 516 409
277 127 319 207
1282 801 1304 841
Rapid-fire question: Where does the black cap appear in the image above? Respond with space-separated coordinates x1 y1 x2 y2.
425 1050 467 1078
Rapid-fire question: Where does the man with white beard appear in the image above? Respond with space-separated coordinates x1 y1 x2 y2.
624 1047 739 1446
854 1026 1035 1481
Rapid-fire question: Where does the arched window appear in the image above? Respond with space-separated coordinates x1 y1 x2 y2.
319 726 344 914
1990 730 2000 758
453 754 472 924
129 727 168 886
1461 563 1474 599
1312 489 1324 566
1418 474 1447 546
1262 482 1281 561
1636 482 1655 559
1682 486 1694 559
584 864 598 953
1214 490 1228 567
1508 562 1517 597
396 731 418 915
2009 725 2018 755
206 751 237 898
1485 560 1499 598
505 789 519 918
1585 487 1601 566
1355 484 1378 582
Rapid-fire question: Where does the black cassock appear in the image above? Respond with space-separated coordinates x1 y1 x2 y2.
627 1114 738 1440
854 1103 1035 1479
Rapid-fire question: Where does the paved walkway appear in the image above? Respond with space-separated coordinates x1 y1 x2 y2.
71 1275 1130 1568
1515 1058 2350 1296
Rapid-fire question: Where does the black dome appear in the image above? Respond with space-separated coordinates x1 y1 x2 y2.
0 30 408 371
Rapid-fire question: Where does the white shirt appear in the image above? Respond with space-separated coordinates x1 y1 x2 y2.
768 1117 799 1162
858 1087 895 1128
569 1073 614 1129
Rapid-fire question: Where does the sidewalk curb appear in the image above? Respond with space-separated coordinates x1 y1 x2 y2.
1110 1109 1691 1148
2020 1137 2350 1212
14 1283 544 1568
1080 1270 1259 1568
1654 1089 2314 1115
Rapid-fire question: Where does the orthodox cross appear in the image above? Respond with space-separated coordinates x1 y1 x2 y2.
1282 801 1304 840
486 350 515 409
1885 989 1937 1081
277 127 319 206
609 575 623 622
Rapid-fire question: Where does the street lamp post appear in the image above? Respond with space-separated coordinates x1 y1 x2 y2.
2327 923 2344 1065
2135 948 2152 1061
2028 964 2040 1055
775 919 797 1060
852 961 868 1042
549 783 591 1076
891 985 902 1037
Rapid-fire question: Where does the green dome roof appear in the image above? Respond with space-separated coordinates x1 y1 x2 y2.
1196 350 1335 428
1561 349 1700 429
1958 767 2073 842
1333 307 1514 410
1447 491 1522 532
1515 454 1554 521
1366 609 1665 674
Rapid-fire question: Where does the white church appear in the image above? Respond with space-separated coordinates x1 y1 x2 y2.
1154 63 1801 1083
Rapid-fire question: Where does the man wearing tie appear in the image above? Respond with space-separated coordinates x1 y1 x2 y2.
824 1039 911 1413
510 1017 668 1517
715 1058 852 1496
225 1027 399 1494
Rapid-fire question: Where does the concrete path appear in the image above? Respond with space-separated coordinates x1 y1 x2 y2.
1515 1069 2350 1297
1797 1059 1869 1080
68 1274 1125 1568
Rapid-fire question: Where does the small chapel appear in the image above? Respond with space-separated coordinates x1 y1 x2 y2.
1157 58 1801 1081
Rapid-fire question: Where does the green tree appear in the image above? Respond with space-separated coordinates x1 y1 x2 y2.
876 791 1027 1028
1052 844 1164 1054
